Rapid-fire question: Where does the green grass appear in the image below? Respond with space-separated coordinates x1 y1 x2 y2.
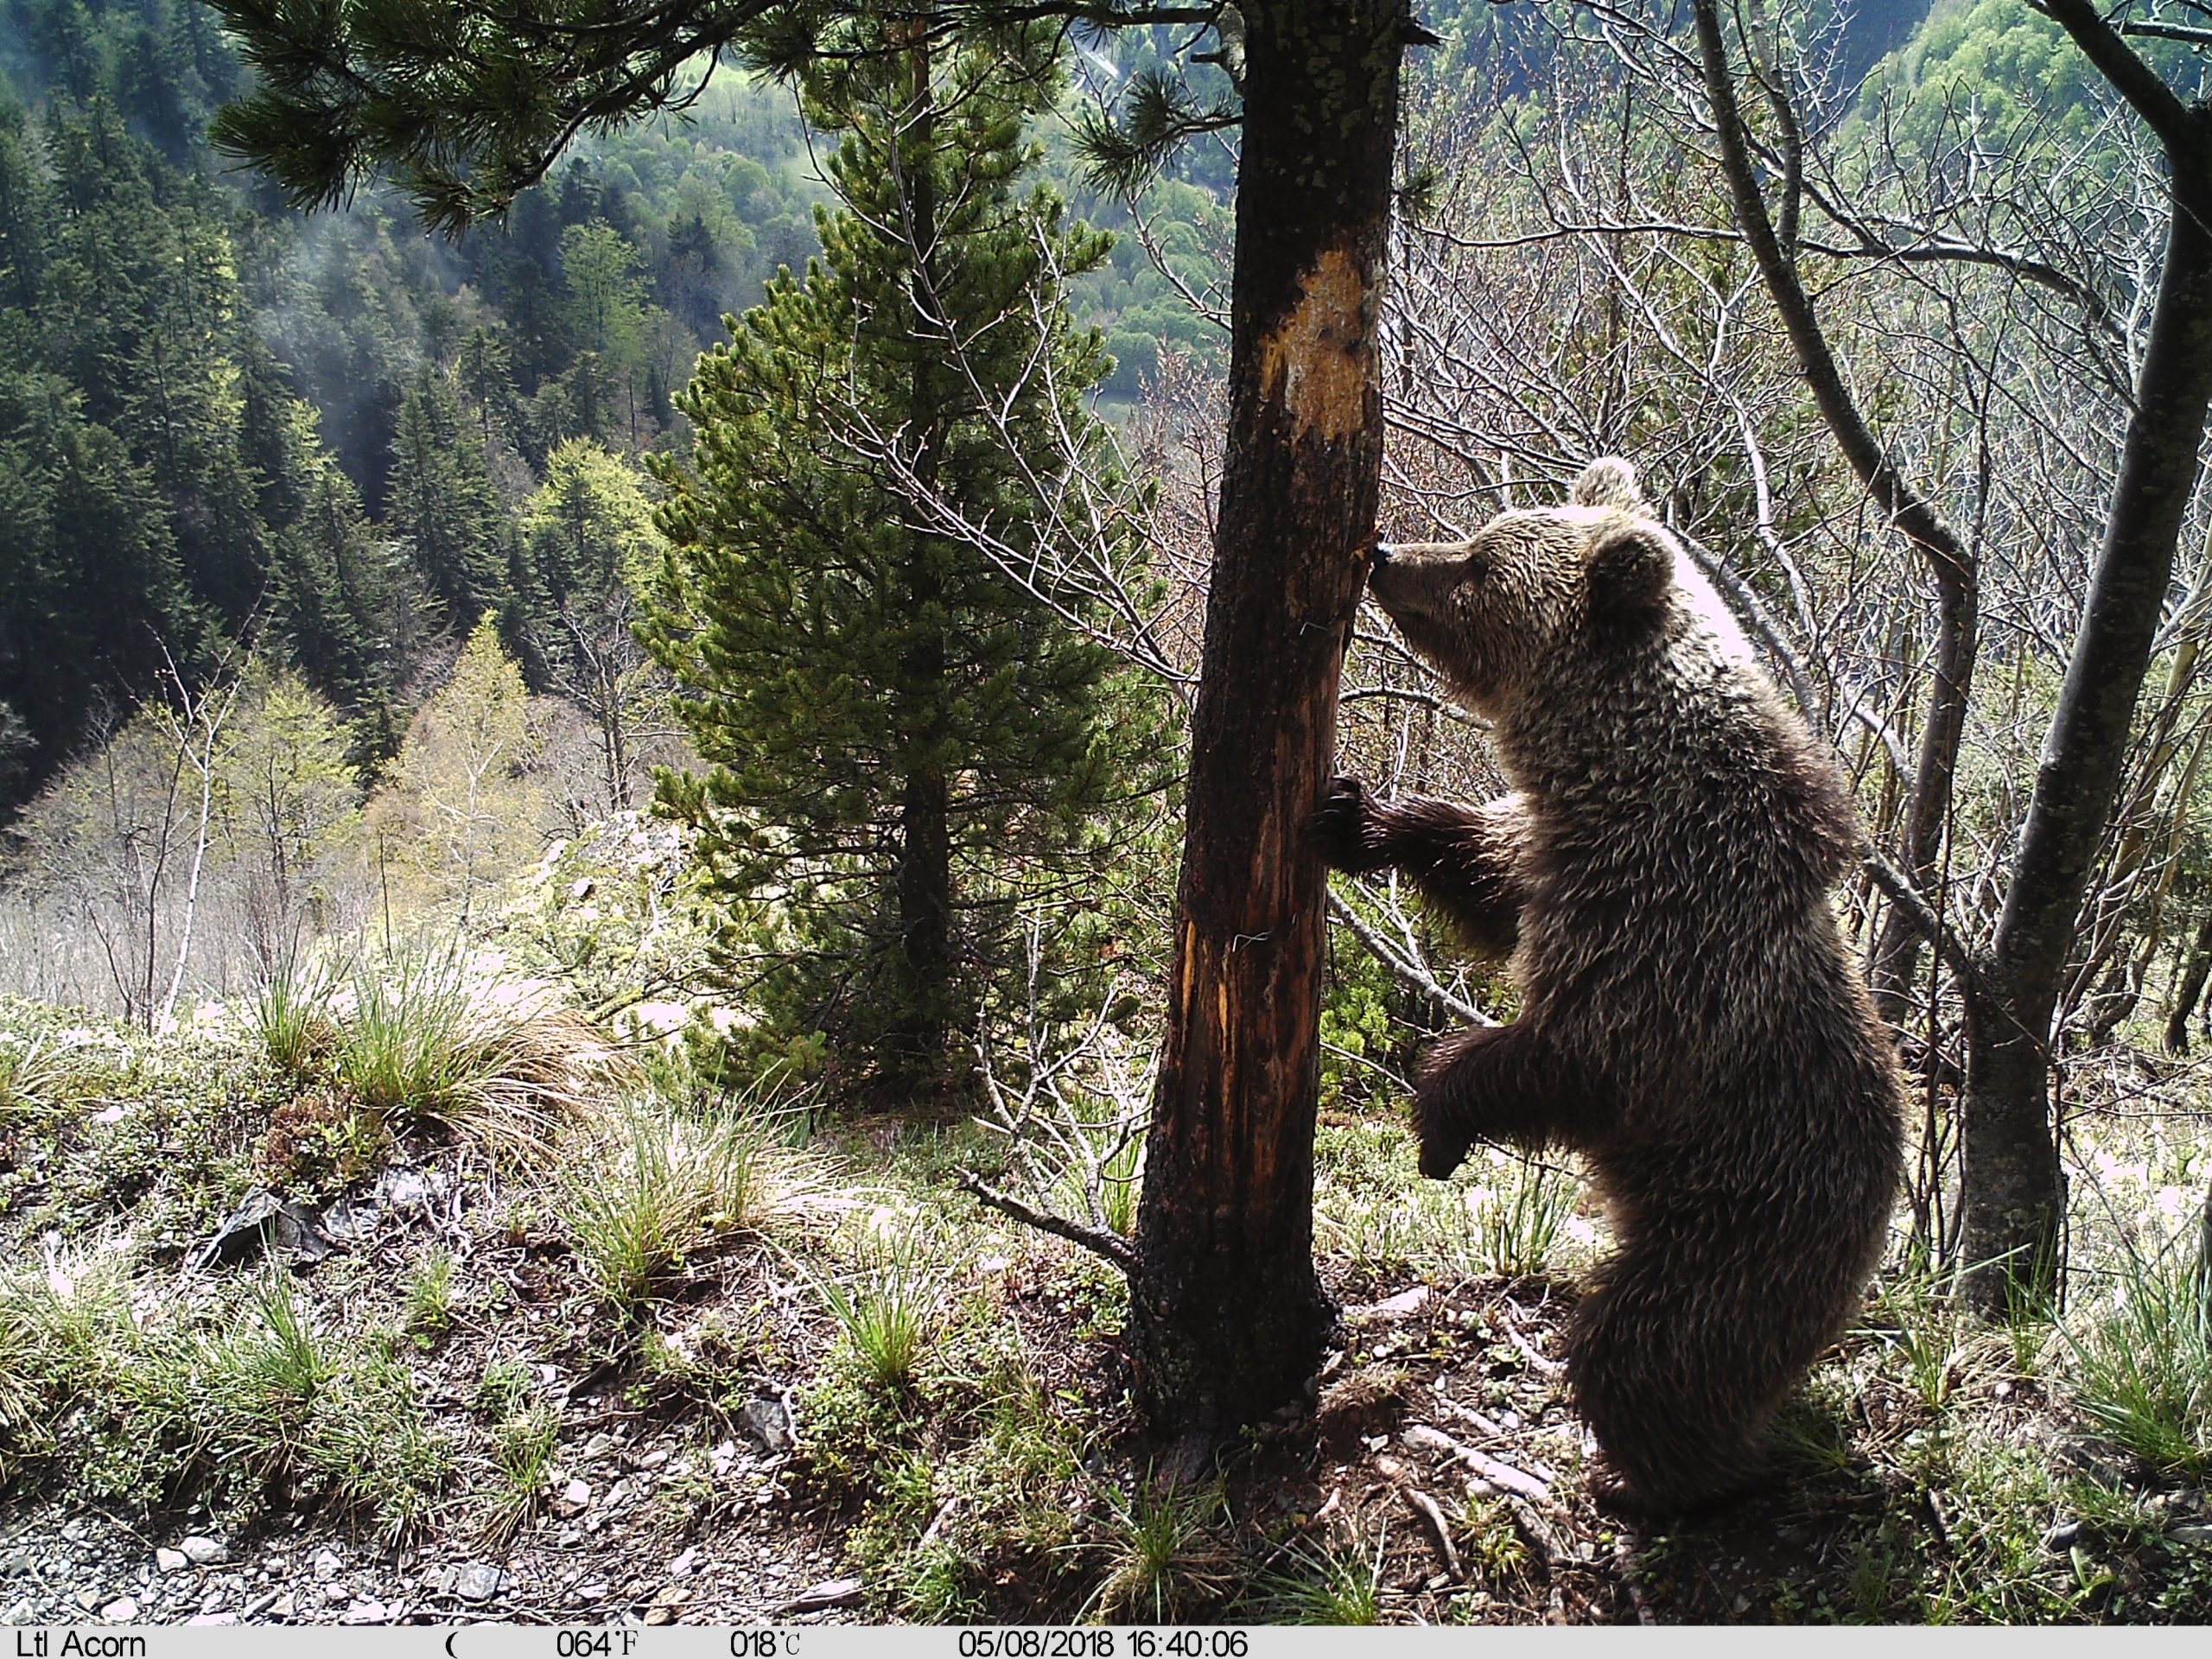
0 1253 447 1534
1254 1534 1388 1624
245 948 341 1080
0 1027 123 1132
1085 1478 1236 1624
334 948 606 1155
479 1403 560 1546
813 1224 954 1395
559 1097 815 1319
403 1249 457 1340
2063 1245 2212 1478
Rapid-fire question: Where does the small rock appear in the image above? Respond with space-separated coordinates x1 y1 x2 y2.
454 1563 504 1604
100 1598 139 1622
1364 1285 1433 1320
2169 1522 2212 1544
738 1399 793 1454
556 1529 582 1548
582 1433 618 1462
378 1168 432 1209
189 1614 238 1627
342 1598 390 1624
637 1446 671 1470
93 1103 127 1124
711 1440 737 1475
575 1580 610 1603
156 1549 189 1575
62 1523 88 1542
75 1589 100 1611
3 1600 30 1626
314 1548 343 1580
2043 1520 2083 1554
180 1535 228 1566
1 1551 30 1577
241 1591 280 1618
324 1583 351 1605
552 1478 592 1516
669 1548 698 1580
784 1578 863 1612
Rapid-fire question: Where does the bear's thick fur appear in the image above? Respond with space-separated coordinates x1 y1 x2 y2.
1317 458 1904 1514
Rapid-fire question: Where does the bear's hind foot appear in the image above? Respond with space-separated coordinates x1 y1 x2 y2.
1588 1463 1766 1525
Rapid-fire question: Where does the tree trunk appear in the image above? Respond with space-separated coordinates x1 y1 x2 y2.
1128 0 1409 1447
1689 0 1980 1041
1959 100 2212 1308
2164 906 2212 1056
1872 566 1976 1030
890 23 953 1096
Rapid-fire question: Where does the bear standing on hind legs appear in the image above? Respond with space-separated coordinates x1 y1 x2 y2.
1315 458 1904 1516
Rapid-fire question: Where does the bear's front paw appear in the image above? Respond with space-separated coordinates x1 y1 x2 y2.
1312 775 1378 873
1412 1086 1472 1179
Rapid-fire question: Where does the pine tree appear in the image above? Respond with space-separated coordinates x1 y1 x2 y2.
641 14 1164 1099
385 365 512 629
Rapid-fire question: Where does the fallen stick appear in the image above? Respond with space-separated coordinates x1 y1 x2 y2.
1401 1424 1553 1502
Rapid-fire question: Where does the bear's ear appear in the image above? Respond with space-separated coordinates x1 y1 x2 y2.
1570 456 1646 512
1586 520 1675 641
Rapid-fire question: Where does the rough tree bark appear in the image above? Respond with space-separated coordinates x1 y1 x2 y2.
1127 0 1414 1446
1955 2 2212 1306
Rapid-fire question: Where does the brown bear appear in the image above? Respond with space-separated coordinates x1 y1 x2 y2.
1316 457 1904 1515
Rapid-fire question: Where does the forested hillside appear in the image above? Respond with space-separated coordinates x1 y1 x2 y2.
0 0 836 810
0 0 1243 819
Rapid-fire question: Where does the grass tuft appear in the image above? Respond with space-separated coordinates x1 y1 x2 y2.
334 948 610 1157
245 948 341 1080
813 1224 954 1395
2063 1244 2212 1478
1086 1478 1237 1624
561 1097 819 1319
1254 1533 1387 1624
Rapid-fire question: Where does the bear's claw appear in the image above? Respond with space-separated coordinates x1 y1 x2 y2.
1412 1090 1471 1179
1312 774 1372 872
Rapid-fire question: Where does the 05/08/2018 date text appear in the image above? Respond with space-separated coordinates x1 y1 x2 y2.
956 1633 1252 1658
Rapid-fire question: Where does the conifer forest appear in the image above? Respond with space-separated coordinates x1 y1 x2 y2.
12 0 2212 1626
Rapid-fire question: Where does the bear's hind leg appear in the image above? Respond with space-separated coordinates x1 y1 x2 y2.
1565 1256 1773 1517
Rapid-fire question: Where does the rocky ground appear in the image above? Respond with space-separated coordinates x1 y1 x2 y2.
6 988 2212 1625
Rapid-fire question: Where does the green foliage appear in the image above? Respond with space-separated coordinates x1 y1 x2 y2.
0 1256 448 1535
479 1401 560 1546
330 944 601 1153
1087 1478 1237 1624
371 620 548 921
2063 1246 2212 1479
245 946 341 1082
643 22 1171 1095
1253 1535 1389 1625
812 1224 956 1395
558 1096 813 1319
